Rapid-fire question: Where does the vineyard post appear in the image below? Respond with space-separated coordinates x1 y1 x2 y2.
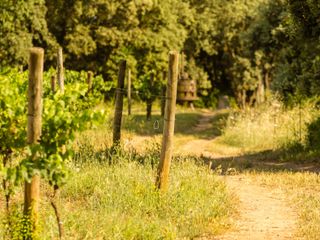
127 69 132 116
57 47 64 93
161 71 167 117
156 51 179 191
146 73 154 121
24 47 44 230
51 75 56 92
87 71 93 93
113 60 126 145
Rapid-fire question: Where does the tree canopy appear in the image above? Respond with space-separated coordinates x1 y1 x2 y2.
1 0 319 106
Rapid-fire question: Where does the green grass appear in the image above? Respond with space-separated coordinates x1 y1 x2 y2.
0 158 235 239
45 159 234 239
122 111 201 136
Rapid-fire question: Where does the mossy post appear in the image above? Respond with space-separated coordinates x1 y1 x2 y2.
24 47 44 231
156 51 179 191
51 75 56 92
146 73 154 121
57 47 64 93
113 60 126 145
87 71 93 93
127 69 132 116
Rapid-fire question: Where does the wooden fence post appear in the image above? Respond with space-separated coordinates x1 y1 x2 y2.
127 69 132 116
161 71 167 117
51 75 56 92
24 47 44 231
57 47 64 93
87 71 93 93
146 73 154 121
113 60 126 145
156 51 179 191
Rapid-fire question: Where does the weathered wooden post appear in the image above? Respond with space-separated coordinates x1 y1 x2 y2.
161 71 167 117
24 47 44 231
161 85 166 117
146 73 154 121
57 47 64 93
113 60 126 145
87 71 93 93
51 75 56 92
156 51 179 191
127 69 132 116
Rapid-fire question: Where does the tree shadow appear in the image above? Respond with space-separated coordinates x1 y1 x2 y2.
198 149 320 174
122 111 229 139
122 112 202 136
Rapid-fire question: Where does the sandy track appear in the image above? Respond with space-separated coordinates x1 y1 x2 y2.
219 175 297 240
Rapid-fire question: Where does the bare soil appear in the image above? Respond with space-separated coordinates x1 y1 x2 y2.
218 175 297 240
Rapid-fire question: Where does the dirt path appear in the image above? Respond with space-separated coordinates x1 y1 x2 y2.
178 111 221 158
219 175 297 240
180 111 298 240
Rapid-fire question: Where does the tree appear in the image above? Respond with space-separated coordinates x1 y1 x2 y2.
0 0 57 66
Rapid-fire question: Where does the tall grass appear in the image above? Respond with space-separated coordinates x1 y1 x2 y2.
220 98 320 152
60 135 235 239
45 159 234 239
1 121 236 239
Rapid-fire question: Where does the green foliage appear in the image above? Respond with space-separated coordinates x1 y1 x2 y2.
0 68 105 215
1 0 320 108
0 68 27 152
134 72 163 103
0 0 57 65
2 205 34 240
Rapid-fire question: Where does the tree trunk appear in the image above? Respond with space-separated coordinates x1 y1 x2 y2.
112 60 126 146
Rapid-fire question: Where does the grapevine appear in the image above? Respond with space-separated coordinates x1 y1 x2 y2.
0 67 106 237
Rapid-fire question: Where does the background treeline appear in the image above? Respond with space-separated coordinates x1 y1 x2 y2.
1 0 319 107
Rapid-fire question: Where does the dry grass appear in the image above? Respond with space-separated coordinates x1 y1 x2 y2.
219 99 319 152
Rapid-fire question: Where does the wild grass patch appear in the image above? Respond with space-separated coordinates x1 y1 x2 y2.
219 99 320 153
50 159 234 239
